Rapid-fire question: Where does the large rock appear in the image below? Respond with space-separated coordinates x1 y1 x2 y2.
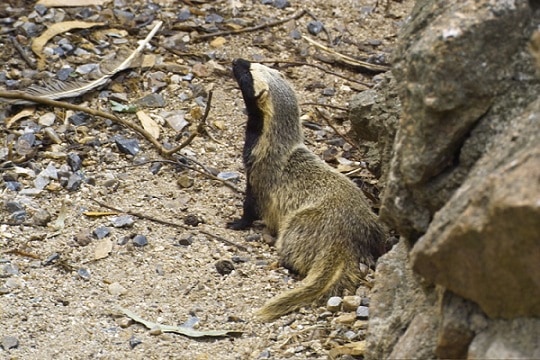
468 318 540 359
380 0 534 240
362 0 540 358
349 72 400 183
411 105 540 317
365 239 439 358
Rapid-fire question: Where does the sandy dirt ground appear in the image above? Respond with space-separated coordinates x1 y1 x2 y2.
0 0 413 358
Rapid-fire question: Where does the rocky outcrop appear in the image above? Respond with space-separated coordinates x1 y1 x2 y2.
349 72 400 183
353 0 540 358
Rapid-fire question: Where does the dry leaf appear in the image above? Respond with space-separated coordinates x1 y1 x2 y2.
83 211 119 217
136 110 160 139
6 107 35 128
37 0 112 7
32 21 105 70
94 238 113 260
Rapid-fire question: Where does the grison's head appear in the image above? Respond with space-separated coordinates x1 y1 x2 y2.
232 59 299 125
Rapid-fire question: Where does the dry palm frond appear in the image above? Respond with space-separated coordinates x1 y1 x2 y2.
3 21 162 105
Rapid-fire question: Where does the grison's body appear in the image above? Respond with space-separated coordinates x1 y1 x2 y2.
230 59 388 321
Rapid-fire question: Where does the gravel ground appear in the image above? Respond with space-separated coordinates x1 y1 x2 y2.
0 0 412 358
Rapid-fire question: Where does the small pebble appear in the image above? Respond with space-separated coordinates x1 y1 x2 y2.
307 21 324 35
273 0 290 9
66 172 83 191
245 234 261 242
177 9 191 21
67 153 82 171
356 305 369 320
334 313 357 325
38 112 56 126
184 214 203 227
68 112 91 126
177 174 194 188
129 336 142 349
149 326 162 335
111 215 135 228
322 87 335 96
77 267 91 281
342 295 362 312
32 209 51 226
177 235 194 246
149 162 162 175
132 234 148 247
137 93 165 108
217 172 240 181
42 253 60 266
327 296 342 312
115 137 140 155
257 349 271 359
5 277 23 289
93 226 111 239
74 229 93 246
215 259 235 275
360 297 370 306
1 336 19 350
231 256 249 263
108 282 128 296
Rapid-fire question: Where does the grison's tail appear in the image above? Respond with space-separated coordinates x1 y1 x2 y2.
255 255 350 322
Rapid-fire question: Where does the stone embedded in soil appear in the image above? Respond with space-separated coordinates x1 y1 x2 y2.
322 87 336 96
343 295 362 312
327 296 343 312
66 172 83 191
137 93 165 108
77 267 91 281
93 226 111 239
149 326 162 335
74 229 93 246
111 215 135 228
67 153 82 171
177 235 194 246
32 209 51 226
184 214 203 227
307 20 324 35
115 137 140 155
231 256 249 263
132 234 148 247
356 306 369 320
68 112 91 126
245 234 261 242
5 201 24 214
177 174 194 188
38 112 56 126
129 336 142 349
217 171 240 181
149 162 162 175
108 282 128 296
361 297 370 306
335 313 357 325
1 336 19 350
215 259 235 275
42 253 60 266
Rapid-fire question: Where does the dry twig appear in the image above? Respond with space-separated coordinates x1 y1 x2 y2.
193 10 307 41
0 90 213 158
90 198 189 229
258 60 371 88
10 36 36 69
315 107 359 150
302 35 390 73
